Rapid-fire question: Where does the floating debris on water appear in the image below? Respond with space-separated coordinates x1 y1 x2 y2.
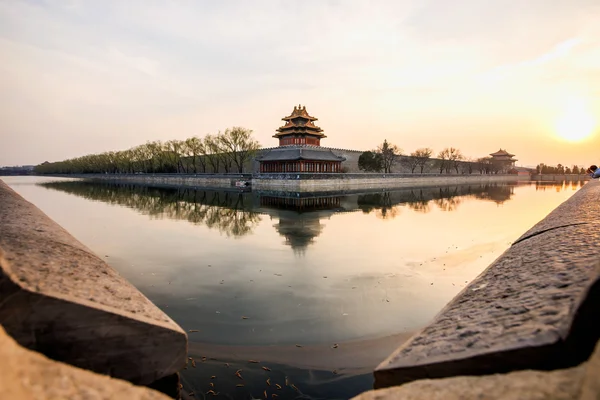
188 329 199 333
262 366 271 371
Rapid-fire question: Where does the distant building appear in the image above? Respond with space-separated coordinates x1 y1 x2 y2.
489 149 517 173
256 105 346 173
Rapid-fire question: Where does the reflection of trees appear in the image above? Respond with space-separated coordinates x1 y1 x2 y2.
357 183 518 218
534 181 583 191
41 181 261 237
357 193 400 219
405 189 431 213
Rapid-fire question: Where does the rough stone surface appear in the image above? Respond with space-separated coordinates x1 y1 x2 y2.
0 180 187 384
355 340 600 400
0 325 171 400
375 180 600 387
356 365 585 400
580 341 600 400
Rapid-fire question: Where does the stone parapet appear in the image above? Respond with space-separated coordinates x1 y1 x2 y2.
353 340 600 400
0 179 187 385
374 180 600 388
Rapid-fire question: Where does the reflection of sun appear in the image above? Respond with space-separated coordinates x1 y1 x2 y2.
555 98 596 142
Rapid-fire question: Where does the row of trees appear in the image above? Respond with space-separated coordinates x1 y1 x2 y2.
358 141 487 174
535 164 587 174
35 127 261 174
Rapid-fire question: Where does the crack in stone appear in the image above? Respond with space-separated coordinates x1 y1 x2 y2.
513 222 589 246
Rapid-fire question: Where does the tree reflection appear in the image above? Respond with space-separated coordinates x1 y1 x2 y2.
357 183 518 217
40 181 261 237
534 180 584 191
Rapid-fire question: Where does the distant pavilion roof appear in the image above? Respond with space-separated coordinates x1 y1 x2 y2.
256 146 346 162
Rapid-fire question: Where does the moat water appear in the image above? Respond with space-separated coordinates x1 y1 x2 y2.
3 176 581 400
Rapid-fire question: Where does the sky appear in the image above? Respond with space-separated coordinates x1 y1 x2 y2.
1 0 600 168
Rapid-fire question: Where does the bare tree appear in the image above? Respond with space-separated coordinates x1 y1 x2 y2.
204 134 221 173
437 148 450 173
401 156 419 173
460 158 474 174
377 139 402 173
437 147 463 174
412 148 433 173
219 127 261 173
185 136 205 173
448 148 464 173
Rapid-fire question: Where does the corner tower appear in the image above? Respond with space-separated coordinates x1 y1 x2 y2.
274 105 326 146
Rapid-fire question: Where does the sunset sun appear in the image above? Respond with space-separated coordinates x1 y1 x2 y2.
555 98 596 142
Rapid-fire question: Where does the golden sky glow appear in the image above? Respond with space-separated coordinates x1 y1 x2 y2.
1 0 600 167
555 97 596 142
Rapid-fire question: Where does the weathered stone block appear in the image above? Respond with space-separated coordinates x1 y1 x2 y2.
354 340 600 400
0 180 187 385
0 325 171 400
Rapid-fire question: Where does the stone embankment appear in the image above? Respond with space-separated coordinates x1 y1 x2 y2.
532 174 590 181
64 172 522 191
0 179 187 397
253 173 521 191
70 172 252 189
356 179 600 399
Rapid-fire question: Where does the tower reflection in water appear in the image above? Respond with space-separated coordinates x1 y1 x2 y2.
259 196 342 255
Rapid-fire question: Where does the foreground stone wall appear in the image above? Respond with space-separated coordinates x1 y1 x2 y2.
0 179 187 385
0 326 170 400
360 179 600 398
356 342 600 400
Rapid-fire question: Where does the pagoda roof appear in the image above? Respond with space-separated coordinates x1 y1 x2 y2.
490 149 515 157
256 146 346 162
282 104 318 121
274 126 326 138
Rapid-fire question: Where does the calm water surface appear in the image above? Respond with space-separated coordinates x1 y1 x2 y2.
3 176 582 399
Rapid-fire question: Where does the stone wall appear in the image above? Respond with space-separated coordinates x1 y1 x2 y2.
532 174 590 181
74 173 252 189
252 173 522 192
